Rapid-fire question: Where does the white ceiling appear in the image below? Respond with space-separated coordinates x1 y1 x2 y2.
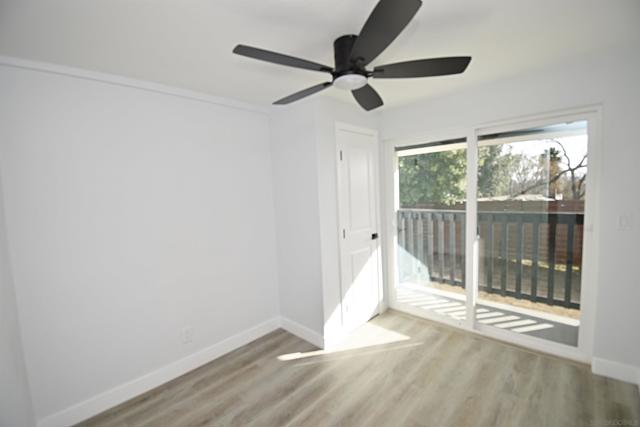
1 0 639 108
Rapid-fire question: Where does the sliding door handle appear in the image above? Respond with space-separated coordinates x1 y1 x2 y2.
371 233 379 240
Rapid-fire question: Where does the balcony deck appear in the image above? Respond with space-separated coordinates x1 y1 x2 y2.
395 284 579 347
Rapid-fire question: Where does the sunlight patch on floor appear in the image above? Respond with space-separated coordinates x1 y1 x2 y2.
479 315 520 325
277 322 411 362
512 323 554 333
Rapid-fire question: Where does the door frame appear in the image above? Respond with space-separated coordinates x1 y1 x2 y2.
335 122 384 333
383 105 603 363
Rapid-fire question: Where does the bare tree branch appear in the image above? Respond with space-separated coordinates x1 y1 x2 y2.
510 139 588 200
552 139 572 169
511 168 572 197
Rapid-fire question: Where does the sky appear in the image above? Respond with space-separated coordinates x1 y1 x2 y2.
507 134 588 171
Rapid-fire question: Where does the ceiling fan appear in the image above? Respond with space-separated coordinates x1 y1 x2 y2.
232 0 471 111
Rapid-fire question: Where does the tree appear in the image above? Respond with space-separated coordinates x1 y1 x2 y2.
399 145 521 207
510 140 587 200
398 138 587 208
478 145 519 198
399 149 466 207
554 141 587 200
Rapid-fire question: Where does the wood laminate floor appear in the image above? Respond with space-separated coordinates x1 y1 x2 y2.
79 310 640 427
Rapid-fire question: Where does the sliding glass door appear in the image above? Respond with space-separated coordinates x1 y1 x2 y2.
389 113 596 358
393 138 469 324
475 121 588 347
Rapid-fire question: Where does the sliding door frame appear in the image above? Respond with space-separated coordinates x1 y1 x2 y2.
383 127 471 331
383 106 602 363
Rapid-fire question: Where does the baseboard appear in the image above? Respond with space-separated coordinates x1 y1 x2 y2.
37 317 281 427
592 357 640 389
279 317 324 348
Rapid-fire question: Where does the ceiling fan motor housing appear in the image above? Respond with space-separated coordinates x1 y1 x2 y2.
333 35 366 77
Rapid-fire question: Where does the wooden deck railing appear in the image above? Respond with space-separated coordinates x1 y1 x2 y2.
397 209 583 309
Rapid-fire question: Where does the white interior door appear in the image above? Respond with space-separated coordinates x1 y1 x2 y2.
336 124 381 333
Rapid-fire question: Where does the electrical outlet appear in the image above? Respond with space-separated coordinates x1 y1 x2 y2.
182 327 194 344
618 214 634 230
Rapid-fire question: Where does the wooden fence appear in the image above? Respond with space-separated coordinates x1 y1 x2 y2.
397 209 584 309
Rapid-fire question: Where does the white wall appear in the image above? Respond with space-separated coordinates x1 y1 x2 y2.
0 171 35 427
0 62 281 423
381 43 640 376
269 102 325 338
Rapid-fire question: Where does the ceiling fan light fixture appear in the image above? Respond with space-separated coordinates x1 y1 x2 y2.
333 73 368 90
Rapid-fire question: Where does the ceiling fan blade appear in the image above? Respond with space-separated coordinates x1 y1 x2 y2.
373 57 471 78
233 45 333 74
273 82 333 105
352 84 384 111
349 0 422 66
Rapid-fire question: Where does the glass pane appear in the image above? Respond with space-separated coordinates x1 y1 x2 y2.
395 141 467 322
475 121 588 346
